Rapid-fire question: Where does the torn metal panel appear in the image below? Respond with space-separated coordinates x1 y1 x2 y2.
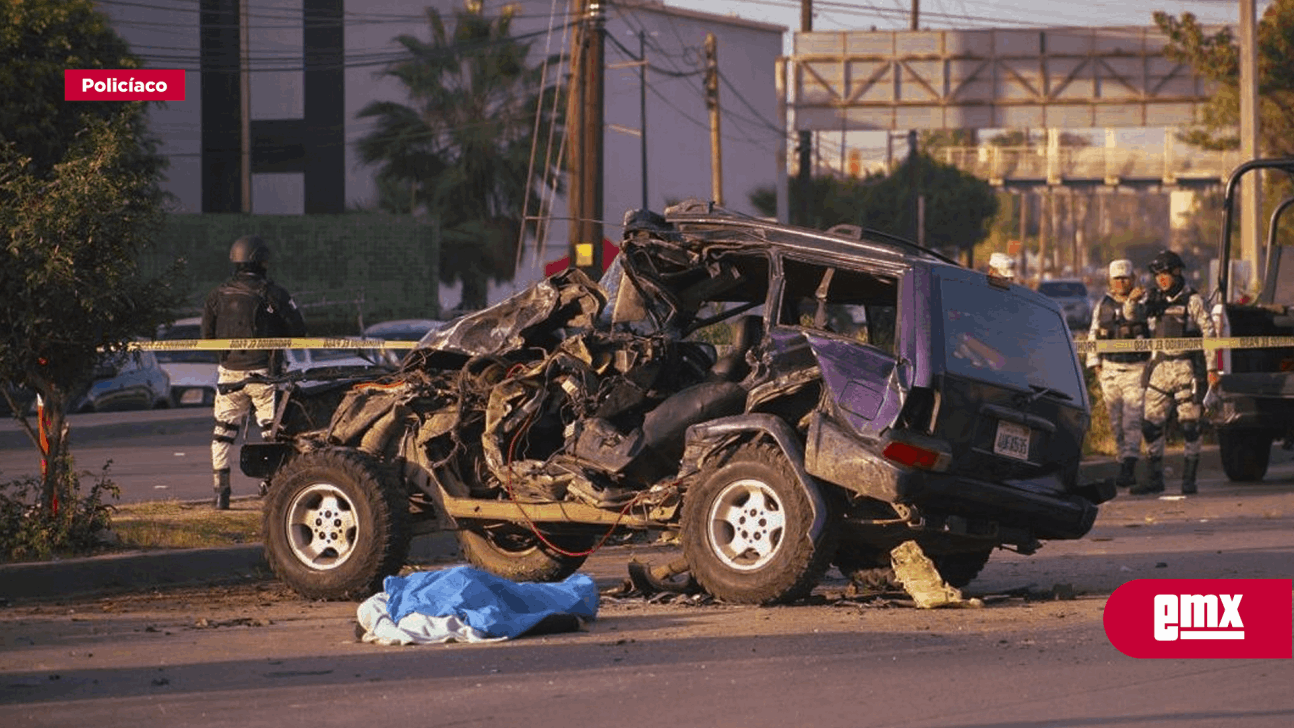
415 269 606 359
889 541 981 609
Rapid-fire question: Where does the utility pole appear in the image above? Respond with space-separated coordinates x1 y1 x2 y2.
567 0 605 277
640 30 649 210
1238 0 1261 300
239 0 251 213
796 0 812 226
908 1 921 246
705 33 723 207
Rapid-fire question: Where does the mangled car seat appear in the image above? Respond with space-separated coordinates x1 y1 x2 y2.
709 314 763 382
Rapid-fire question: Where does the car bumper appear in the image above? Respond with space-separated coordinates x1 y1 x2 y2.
805 417 1101 541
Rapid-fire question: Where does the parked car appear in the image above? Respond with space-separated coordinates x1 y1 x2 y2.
285 343 381 371
70 349 172 413
4 350 171 415
1036 278 1093 330
0 383 37 416
361 318 445 368
242 201 1113 603
155 316 219 407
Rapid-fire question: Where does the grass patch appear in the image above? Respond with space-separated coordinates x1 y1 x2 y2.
109 499 262 551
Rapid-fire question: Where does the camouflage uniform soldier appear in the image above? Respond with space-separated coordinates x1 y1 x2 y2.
202 236 306 509
1124 250 1219 495
1087 259 1150 488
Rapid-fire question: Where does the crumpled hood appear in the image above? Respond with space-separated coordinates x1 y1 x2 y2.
413 269 607 360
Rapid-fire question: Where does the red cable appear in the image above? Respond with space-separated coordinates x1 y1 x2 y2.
497 398 635 559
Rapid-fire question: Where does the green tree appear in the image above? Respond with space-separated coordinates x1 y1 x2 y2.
357 2 563 310
1154 2 1294 156
750 154 999 262
0 0 154 177
0 0 181 519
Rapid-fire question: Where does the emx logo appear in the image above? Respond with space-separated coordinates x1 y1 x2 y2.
1105 579 1292 659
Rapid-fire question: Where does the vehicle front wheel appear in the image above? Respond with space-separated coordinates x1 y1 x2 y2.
682 442 839 604
263 449 410 600
1218 429 1274 482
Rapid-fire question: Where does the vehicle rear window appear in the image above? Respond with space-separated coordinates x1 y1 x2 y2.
939 278 1085 403
1037 281 1088 298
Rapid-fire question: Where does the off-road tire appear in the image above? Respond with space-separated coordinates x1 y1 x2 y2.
929 550 993 588
681 442 840 604
834 544 992 590
263 449 410 600
832 543 896 590
456 525 594 583
1218 429 1273 482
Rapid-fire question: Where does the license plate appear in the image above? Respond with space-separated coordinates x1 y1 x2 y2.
180 388 204 405
994 420 1031 461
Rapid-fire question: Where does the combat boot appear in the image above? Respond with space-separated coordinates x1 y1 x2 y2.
213 469 231 510
1130 456 1164 495
1115 457 1138 488
1181 455 1199 495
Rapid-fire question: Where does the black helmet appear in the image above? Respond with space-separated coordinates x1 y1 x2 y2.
1149 249 1184 275
229 235 270 264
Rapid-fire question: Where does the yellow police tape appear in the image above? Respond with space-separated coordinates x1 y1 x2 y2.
124 335 1294 356
1076 335 1294 355
125 337 421 352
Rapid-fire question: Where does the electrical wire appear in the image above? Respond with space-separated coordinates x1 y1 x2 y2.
517 0 573 267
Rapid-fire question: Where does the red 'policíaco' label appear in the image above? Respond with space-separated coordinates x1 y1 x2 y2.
65 69 186 101
1104 578 1292 659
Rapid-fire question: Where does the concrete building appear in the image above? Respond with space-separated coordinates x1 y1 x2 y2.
95 0 786 294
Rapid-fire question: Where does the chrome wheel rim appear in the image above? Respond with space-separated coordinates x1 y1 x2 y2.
706 478 785 571
285 483 358 570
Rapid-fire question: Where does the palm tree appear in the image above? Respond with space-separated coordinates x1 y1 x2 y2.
357 1 564 309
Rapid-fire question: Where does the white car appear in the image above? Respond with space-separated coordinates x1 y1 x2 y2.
155 316 219 406
284 343 378 371
1036 279 1093 331
361 319 445 368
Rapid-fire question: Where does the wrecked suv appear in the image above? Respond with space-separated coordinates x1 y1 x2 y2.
243 201 1113 603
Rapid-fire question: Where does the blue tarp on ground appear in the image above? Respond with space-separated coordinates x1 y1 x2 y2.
382 566 599 640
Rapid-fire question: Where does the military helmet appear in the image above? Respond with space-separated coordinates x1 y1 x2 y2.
229 235 270 264
1148 249 1184 275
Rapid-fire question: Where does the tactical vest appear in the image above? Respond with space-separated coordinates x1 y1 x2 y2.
1151 287 1202 339
1093 294 1150 363
213 274 277 370
1150 285 1205 363
214 275 273 339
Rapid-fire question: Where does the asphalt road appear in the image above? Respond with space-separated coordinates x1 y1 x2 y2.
2 481 1294 728
0 407 262 503
3 410 1294 727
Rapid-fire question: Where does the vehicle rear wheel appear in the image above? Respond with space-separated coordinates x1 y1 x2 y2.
832 543 894 590
834 543 992 589
682 442 839 604
929 550 993 588
1218 429 1274 482
263 449 410 600
455 525 593 582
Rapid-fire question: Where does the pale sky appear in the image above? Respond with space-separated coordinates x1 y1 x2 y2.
681 1 1274 163
695 0 1271 36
